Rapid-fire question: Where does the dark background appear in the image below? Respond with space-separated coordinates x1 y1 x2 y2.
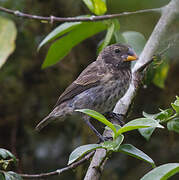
0 0 179 179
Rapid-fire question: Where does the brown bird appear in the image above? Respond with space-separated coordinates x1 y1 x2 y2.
36 43 138 141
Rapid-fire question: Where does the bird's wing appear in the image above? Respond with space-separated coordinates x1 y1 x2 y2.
54 61 105 107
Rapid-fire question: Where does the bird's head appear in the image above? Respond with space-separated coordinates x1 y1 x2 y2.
98 43 138 69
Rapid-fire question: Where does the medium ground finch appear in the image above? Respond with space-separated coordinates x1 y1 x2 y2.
36 43 138 140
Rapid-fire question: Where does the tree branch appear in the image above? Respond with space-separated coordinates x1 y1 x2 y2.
0 1 177 179
84 0 179 179
0 6 160 23
20 151 94 179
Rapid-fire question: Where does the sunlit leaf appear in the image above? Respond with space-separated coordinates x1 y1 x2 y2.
140 163 179 180
0 16 17 69
118 144 155 168
42 21 107 68
116 118 164 135
76 109 117 134
68 144 102 165
83 0 107 15
93 0 107 15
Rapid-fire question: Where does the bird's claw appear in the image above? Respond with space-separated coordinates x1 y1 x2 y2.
104 112 125 126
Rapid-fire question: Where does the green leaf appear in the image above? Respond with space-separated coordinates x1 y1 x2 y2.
68 144 102 165
83 0 107 15
171 96 179 114
38 15 91 50
83 0 94 13
143 109 174 122
0 148 16 163
138 127 156 141
116 118 164 135
140 163 179 180
2 160 10 170
102 134 124 151
153 60 169 89
167 118 179 133
118 144 155 168
3 171 23 180
0 172 5 180
93 0 107 15
76 109 117 134
143 111 160 119
98 20 115 53
38 21 82 50
157 108 174 121
42 21 107 68
113 19 121 43
0 16 17 69
122 31 146 56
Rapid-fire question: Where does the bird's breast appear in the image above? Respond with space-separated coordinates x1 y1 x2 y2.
70 69 131 114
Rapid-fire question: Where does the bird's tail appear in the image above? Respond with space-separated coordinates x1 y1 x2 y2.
35 115 55 131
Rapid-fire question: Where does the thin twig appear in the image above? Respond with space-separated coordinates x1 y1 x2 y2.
0 6 161 23
20 151 94 179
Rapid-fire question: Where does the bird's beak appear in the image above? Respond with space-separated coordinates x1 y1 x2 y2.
124 48 138 61
125 54 138 61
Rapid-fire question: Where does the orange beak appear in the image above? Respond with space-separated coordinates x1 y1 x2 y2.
124 48 138 61
125 53 138 61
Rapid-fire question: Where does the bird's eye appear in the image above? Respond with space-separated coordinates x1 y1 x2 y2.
115 49 121 53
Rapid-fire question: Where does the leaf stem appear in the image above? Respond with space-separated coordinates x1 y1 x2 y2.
160 113 178 123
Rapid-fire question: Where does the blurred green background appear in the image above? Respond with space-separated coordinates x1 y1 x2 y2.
0 0 179 179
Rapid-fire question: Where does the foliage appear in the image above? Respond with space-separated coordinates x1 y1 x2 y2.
38 0 146 68
139 96 179 140
141 163 179 180
71 108 163 167
152 59 169 88
0 0 176 179
0 16 17 69
83 0 107 15
145 57 170 89
69 95 179 179
40 21 107 68
0 148 22 180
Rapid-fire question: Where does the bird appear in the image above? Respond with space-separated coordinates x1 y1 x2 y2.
36 43 138 141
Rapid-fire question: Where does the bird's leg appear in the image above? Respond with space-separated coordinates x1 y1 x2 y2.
104 112 125 126
83 116 105 142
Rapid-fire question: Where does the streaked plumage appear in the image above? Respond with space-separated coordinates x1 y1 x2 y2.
36 43 138 131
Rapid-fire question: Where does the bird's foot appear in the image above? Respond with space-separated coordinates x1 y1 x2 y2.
84 117 106 142
97 136 113 144
104 112 125 126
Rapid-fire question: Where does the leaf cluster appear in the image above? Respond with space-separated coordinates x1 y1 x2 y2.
38 0 146 68
69 95 179 179
0 148 22 180
139 96 179 140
